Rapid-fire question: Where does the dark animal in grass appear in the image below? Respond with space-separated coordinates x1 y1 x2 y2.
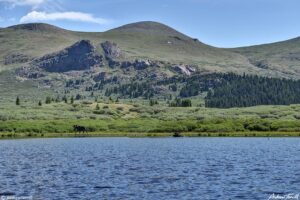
73 125 87 133
173 132 183 137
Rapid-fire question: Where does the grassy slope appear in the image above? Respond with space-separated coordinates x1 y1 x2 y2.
0 22 263 107
232 37 300 78
0 98 300 134
0 22 258 74
0 22 300 136
1 21 300 77
102 22 256 73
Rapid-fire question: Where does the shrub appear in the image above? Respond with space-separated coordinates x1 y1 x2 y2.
93 110 105 115
116 107 124 111
16 96 20 105
45 96 52 104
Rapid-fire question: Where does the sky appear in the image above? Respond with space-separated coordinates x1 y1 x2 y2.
0 0 299 48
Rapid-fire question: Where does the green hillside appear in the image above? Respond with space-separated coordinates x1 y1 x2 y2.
0 21 299 101
0 21 260 74
232 37 300 79
0 21 300 137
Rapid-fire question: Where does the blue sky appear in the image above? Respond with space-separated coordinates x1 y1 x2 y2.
0 0 299 47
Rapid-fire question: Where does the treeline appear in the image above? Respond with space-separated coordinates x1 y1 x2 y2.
178 73 231 98
205 73 300 108
105 82 156 99
15 95 84 106
62 71 300 108
169 98 192 107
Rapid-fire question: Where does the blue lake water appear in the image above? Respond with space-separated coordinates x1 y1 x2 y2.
0 137 299 199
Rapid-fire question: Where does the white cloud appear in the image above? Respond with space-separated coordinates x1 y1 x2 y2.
20 11 110 24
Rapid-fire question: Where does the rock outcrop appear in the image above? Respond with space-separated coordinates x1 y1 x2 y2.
4 53 31 65
108 60 121 68
121 61 132 68
101 41 122 59
173 64 196 75
119 59 157 70
100 41 161 70
16 66 45 79
133 59 152 70
249 59 269 69
93 72 106 82
101 41 123 68
32 40 103 72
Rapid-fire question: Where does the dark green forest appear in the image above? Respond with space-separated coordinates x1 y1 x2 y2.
76 71 300 108
204 73 300 108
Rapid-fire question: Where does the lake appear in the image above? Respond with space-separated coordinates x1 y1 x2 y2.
0 138 299 199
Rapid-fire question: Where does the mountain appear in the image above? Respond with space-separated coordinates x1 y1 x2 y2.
2 21 300 78
232 37 300 78
7 23 67 33
108 21 189 37
1 21 300 104
0 21 258 74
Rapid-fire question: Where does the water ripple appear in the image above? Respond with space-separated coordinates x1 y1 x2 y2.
0 138 299 199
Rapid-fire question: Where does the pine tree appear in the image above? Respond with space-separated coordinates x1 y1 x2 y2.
55 96 60 103
70 96 74 104
38 101 42 106
16 96 20 105
62 96 68 103
149 99 158 106
45 96 51 104
96 103 100 110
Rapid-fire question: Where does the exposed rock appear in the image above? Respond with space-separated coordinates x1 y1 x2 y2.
134 59 157 70
173 64 196 75
149 71 168 80
101 41 123 68
32 40 103 72
16 66 45 79
119 59 157 70
186 65 196 72
63 70 90 77
121 61 133 68
101 41 122 59
249 59 269 69
4 53 31 65
93 72 106 82
108 60 121 68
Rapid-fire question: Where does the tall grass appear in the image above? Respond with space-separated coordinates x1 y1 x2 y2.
1 118 300 134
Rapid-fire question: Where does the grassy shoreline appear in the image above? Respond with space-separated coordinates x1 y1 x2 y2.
1 118 300 139
1 131 300 140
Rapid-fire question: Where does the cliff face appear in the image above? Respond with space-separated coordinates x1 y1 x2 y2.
31 40 103 72
101 41 122 59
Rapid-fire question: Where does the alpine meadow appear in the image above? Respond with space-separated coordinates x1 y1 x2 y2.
0 21 300 137
1 1 300 199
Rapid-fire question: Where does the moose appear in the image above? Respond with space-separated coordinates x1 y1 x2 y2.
73 125 87 133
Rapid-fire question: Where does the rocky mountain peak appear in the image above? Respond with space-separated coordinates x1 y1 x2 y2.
31 40 103 72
